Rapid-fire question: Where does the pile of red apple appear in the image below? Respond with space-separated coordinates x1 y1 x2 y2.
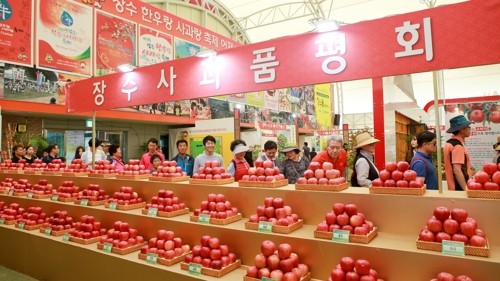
16 206 46 226
76 184 109 202
151 160 187 178
0 203 24 222
246 240 309 281
0 159 24 170
43 210 74 231
89 160 116 175
242 159 285 182
30 179 53 195
43 159 67 172
431 272 473 281
99 221 145 249
418 206 487 247
0 177 15 191
117 159 149 175
6 178 32 194
248 197 300 227
23 159 48 171
145 189 186 212
54 181 80 199
107 186 144 205
329 256 380 281
296 161 346 185
192 161 231 180
140 229 190 260
372 161 423 188
183 235 238 270
316 203 375 235
69 215 107 239
193 193 238 219
467 162 500 190
63 158 88 173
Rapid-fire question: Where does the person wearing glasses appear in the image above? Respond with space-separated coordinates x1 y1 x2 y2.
311 135 347 177
410 131 438 190
351 132 380 187
444 115 472 191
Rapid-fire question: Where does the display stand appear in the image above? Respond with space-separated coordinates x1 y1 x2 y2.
369 185 427 196
238 179 288 188
179 260 241 277
149 176 190 182
141 207 189 218
189 178 234 185
295 182 349 191
314 227 378 244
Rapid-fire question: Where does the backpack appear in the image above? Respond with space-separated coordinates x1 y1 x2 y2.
446 138 469 190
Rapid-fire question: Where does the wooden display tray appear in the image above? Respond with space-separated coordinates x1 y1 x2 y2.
105 201 147 211
141 207 189 218
97 242 147 255
295 182 349 191
13 191 29 197
74 199 106 206
24 170 42 175
238 179 288 188
61 172 89 177
416 239 490 257
369 185 427 196
39 227 73 236
244 272 311 281
245 219 304 234
2 170 24 174
466 188 500 199
189 213 243 225
69 235 102 245
88 173 116 178
57 196 77 203
138 251 190 266
189 178 234 185
41 171 62 176
15 223 42 231
1 219 17 225
314 227 379 244
0 189 9 194
116 174 151 180
32 193 53 199
180 259 241 277
149 176 190 182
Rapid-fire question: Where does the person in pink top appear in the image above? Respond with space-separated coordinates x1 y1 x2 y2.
140 138 165 170
109 144 125 172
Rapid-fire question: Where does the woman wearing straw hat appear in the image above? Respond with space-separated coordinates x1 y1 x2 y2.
227 140 251 181
282 146 310 184
351 132 380 187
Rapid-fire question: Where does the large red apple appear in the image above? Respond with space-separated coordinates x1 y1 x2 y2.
474 171 490 184
427 217 443 233
315 169 325 179
308 162 321 171
484 182 500 190
354 259 371 275
397 161 410 172
419 229 435 242
437 272 455 281
469 235 487 247
323 162 333 170
303 169 314 179
492 171 500 184
339 256 355 272
385 162 397 172
277 243 292 260
403 170 417 181
255 159 264 168
263 160 273 168
443 219 459 235
344 204 358 216
379 169 390 181
392 170 404 181
261 240 276 257
433 206 450 222
482 162 498 175
450 208 468 223
384 179 396 187
371 178 383 186
332 203 344 215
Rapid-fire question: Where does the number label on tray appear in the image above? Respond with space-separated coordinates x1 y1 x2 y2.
258 221 273 233
198 214 210 224
27 192 33 198
0 218 4 224
332 229 350 243
146 253 158 264
442 240 465 256
188 263 202 275
102 243 113 253
108 202 117 210
44 227 52 235
62 233 70 242
17 222 25 229
80 199 89 206
8 189 14 196
147 208 158 217
51 195 59 201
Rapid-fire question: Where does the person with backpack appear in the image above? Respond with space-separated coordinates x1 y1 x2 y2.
444 115 472 191
410 131 438 190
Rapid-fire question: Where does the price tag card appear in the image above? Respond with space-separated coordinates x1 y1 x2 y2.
8 189 14 196
44 227 52 236
50 195 59 201
332 229 350 243
188 263 202 275
62 233 70 242
102 242 113 253
198 214 211 224
108 202 117 210
258 221 273 233
147 208 158 217
27 192 34 199
442 240 465 256
262 278 277 281
0 218 4 224
17 222 25 229
146 253 158 264
80 199 89 206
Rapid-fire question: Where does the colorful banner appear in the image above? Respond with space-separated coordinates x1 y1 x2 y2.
264 89 279 110
0 0 33 66
227 93 246 104
278 89 291 112
246 91 265 107
314 83 332 129
66 0 500 113
138 26 172 66
174 38 201 59
95 11 137 75
36 0 92 76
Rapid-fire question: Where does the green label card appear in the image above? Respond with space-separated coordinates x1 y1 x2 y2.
147 208 158 217
27 192 33 199
80 199 89 206
44 227 52 236
51 195 58 201
62 233 70 242
262 278 277 281
8 189 14 196
258 221 273 233
0 218 4 224
442 240 465 256
146 253 158 264
108 202 117 210
332 229 350 243
198 214 211 224
188 263 202 275
17 222 25 229
102 243 113 253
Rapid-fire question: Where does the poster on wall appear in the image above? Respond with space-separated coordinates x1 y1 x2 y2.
95 11 137 75
278 89 291 112
227 93 246 104
190 98 211 119
264 89 279 110
314 83 332 129
65 130 85 163
246 91 264 107
174 38 201 59
208 98 233 119
0 0 33 66
138 25 172 66
36 0 92 76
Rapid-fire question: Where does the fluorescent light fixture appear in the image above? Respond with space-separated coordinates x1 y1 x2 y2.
196 50 217 58
314 19 340 32
117 64 136 73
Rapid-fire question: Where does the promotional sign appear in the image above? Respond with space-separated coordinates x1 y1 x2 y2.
66 0 500 113
0 0 33 66
246 91 265 107
314 84 332 129
138 26 173 66
264 89 279 110
36 0 92 76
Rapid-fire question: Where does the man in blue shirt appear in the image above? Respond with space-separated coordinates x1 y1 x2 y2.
171 139 194 177
411 131 438 190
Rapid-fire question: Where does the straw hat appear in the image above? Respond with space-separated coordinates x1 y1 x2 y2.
354 132 380 149
232 144 250 155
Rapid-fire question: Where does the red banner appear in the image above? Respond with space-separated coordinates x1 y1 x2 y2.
0 0 33 66
77 0 240 51
66 0 500 113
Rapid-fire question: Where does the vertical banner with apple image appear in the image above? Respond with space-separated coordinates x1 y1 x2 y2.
95 11 137 75
36 0 92 76
0 0 33 66
314 83 332 130
138 26 173 66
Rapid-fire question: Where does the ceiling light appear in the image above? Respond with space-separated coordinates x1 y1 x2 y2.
196 50 217 58
117 64 136 73
313 19 340 32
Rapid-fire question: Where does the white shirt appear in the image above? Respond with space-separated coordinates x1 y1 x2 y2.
81 147 107 169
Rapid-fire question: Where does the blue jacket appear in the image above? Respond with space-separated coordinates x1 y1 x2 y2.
171 154 194 176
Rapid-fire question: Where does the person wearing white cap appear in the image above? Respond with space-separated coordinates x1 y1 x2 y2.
227 140 251 181
351 132 380 187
